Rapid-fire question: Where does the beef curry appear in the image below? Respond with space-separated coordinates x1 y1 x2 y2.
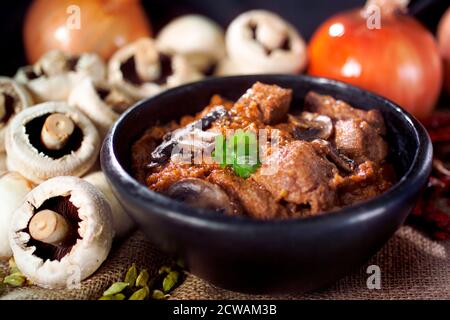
132 82 394 219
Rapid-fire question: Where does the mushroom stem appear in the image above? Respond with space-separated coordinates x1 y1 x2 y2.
0 93 6 121
29 209 70 245
41 113 75 150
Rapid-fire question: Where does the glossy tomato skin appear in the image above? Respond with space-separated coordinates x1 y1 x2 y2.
308 9 443 119
24 0 152 63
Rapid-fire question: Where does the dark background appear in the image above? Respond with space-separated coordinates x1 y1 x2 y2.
0 0 448 76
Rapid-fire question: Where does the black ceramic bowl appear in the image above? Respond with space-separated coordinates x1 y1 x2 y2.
101 75 432 294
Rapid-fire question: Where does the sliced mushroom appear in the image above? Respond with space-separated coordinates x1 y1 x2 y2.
83 171 134 238
9 176 113 289
0 77 33 152
5 102 100 184
148 106 228 167
14 50 106 102
220 10 307 75
156 15 226 74
68 79 134 137
311 139 356 173
165 178 240 215
289 112 333 141
108 38 203 100
0 172 34 259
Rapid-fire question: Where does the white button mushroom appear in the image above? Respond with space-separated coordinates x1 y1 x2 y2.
0 172 34 260
9 176 113 289
108 38 203 100
5 102 100 184
0 77 33 152
157 15 226 74
68 79 134 137
14 50 106 103
218 10 307 75
83 171 134 238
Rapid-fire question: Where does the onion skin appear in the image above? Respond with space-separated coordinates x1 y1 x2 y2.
438 8 450 96
24 0 152 63
308 9 443 119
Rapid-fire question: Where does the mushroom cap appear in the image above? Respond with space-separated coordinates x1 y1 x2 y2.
0 172 34 259
14 50 106 103
157 15 226 72
225 10 307 74
0 77 33 152
9 176 113 289
68 79 120 137
83 171 134 238
108 38 202 100
5 102 100 184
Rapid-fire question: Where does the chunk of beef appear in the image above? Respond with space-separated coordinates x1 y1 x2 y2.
334 119 388 164
252 141 337 213
237 82 292 125
208 169 289 220
334 161 394 206
305 92 386 135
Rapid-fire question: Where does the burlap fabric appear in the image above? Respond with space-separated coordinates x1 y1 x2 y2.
1 225 449 300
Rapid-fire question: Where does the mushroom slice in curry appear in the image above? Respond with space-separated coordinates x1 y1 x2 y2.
288 112 333 141
147 106 228 168
165 178 242 216
311 139 356 173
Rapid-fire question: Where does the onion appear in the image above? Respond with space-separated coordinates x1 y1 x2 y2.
24 0 152 63
308 0 443 119
438 7 450 96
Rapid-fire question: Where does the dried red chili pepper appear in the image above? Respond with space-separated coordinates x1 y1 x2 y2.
410 112 450 240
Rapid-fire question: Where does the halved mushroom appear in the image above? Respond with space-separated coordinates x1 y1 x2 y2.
0 172 34 259
0 77 33 152
83 171 134 238
156 15 226 75
68 78 134 137
9 176 113 289
165 178 241 215
311 139 356 173
219 10 307 75
108 38 203 100
14 50 106 102
289 112 333 141
5 102 100 184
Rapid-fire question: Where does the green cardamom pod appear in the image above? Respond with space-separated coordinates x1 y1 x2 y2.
151 289 166 300
158 265 172 275
3 273 26 287
129 286 149 300
135 269 149 287
162 271 179 293
103 282 129 296
8 258 20 275
124 264 138 286
112 293 126 300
